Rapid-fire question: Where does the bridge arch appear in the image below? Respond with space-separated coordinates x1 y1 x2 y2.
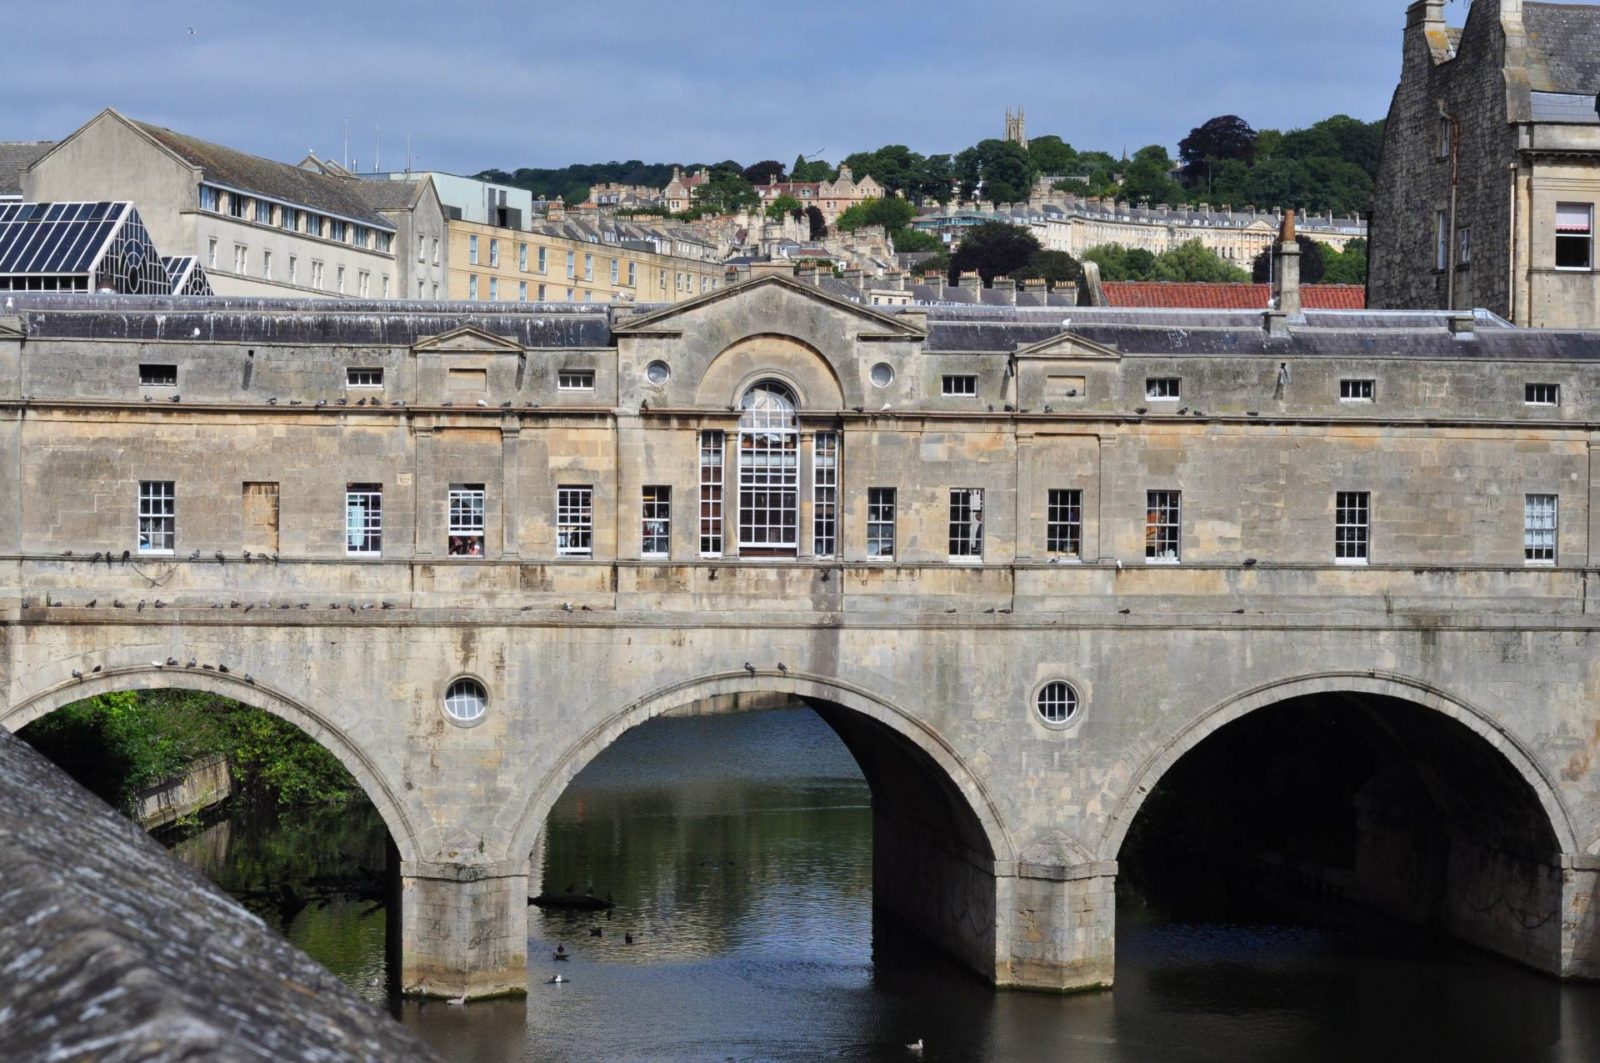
511 669 1017 980
3 665 427 864
1099 670 1578 864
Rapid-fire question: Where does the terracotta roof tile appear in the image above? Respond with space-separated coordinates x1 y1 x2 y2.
1102 282 1365 310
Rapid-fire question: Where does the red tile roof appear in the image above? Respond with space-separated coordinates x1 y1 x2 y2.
1101 282 1366 310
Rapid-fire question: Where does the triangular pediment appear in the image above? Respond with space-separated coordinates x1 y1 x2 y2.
1014 330 1121 361
613 272 927 340
412 325 525 355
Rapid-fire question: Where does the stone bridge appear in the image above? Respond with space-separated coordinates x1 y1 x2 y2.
3 277 1600 997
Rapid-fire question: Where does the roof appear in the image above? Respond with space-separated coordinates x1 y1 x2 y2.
0 201 131 275
0 141 53 196
349 178 428 212
131 119 394 229
1521 3 1600 94
1101 282 1366 311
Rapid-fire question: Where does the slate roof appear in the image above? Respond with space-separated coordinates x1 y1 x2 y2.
1529 91 1600 123
1521 3 1600 94
349 178 428 212
132 120 394 229
0 141 53 196
1102 282 1367 311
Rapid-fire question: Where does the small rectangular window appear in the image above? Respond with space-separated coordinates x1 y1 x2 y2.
262 249 272 280
538 246 548 274
867 487 897 559
942 374 978 397
519 243 529 272
199 186 220 212
469 275 479 301
1525 494 1558 564
346 483 382 556
1335 491 1370 564
1525 383 1560 407
139 364 177 387
642 485 671 557
519 281 528 302
558 485 594 557
1437 117 1452 160
489 238 500 268
1046 488 1082 559
255 200 273 225
700 430 726 557
814 432 838 558
281 207 299 232
346 367 383 388
138 480 175 554
469 234 479 265
948 488 984 559
1145 377 1181 400
1457 226 1472 267
447 485 485 557
558 369 595 391
1436 209 1449 271
584 254 594 281
610 259 620 285
329 220 347 243
1146 490 1181 563
488 278 499 302
1340 379 1374 402
1556 203 1593 270
566 251 576 279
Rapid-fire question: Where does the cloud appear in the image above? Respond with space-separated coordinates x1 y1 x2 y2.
2 0 1409 172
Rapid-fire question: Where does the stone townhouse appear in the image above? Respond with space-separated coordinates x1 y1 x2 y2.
1370 0 1600 326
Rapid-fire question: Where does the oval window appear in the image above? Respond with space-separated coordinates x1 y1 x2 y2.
646 360 671 386
870 363 894 388
1035 680 1080 727
443 677 488 725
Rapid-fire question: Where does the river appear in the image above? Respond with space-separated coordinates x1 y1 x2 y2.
170 706 1600 1062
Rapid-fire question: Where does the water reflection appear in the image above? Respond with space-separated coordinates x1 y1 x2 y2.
171 707 1600 1062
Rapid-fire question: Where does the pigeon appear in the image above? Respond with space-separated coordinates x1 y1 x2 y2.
189 550 201 560
91 665 102 673
70 669 83 680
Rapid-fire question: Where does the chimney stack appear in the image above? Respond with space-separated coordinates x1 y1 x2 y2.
958 271 983 293
1271 210 1302 318
991 276 1017 304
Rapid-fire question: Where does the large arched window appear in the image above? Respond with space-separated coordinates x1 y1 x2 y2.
738 380 799 556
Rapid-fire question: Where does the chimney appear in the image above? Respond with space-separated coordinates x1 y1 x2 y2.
1448 311 1477 339
958 271 983 293
992 276 1017 304
1406 0 1446 32
797 265 819 285
1055 281 1079 305
842 267 866 292
922 270 946 299
1271 209 1302 318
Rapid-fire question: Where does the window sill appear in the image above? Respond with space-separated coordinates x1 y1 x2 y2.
1525 559 1556 567
346 552 382 559
138 549 174 557
1334 558 1370 566
1145 557 1180 565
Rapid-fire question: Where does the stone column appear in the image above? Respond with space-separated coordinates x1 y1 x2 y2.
998 860 1117 991
400 860 528 1000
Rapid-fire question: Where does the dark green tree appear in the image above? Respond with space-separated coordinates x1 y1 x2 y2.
835 197 917 233
742 160 787 185
973 139 1039 204
1027 135 1077 176
1251 234 1328 284
948 222 1042 284
914 154 956 204
1321 238 1368 285
1121 145 1187 206
1180 115 1259 188
1014 249 1085 290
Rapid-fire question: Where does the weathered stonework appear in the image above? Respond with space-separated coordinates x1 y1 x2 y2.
3 279 1600 996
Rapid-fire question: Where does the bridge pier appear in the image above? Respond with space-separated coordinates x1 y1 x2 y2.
1000 862 1117 992
1564 861 1600 980
400 861 528 1000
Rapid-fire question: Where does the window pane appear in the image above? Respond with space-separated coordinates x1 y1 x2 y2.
867 487 896 559
346 484 382 554
949 488 984 558
1047 489 1082 558
642 486 671 557
1145 491 1181 561
1335 491 1369 562
558 486 594 556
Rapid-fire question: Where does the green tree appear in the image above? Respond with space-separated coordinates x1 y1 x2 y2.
1180 115 1259 189
1153 240 1251 282
914 154 956 204
1121 145 1187 206
972 139 1039 204
1083 244 1158 281
892 228 943 254
954 147 982 202
1014 249 1085 290
1321 238 1368 285
790 156 834 182
765 193 803 221
1027 135 1077 176
1251 234 1328 285
949 222 1042 284
835 197 916 233
743 160 786 185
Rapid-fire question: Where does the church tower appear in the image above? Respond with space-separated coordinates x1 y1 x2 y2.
1005 107 1028 149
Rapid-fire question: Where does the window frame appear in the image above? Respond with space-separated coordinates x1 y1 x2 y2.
737 381 800 557
867 487 897 560
1556 202 1594 271
641 485 671 559
139 364 178 388
699 430 726 557
948 488 985 561
557 485 594 558
1145 377 1181 401
1335 491 1370 565
137 480 176 555
1034 680 1081 728
1525 493 1558 565
557 369 596 391
1145 490 1181 564
1339 378 1375 403
941 374 978 397
345 483 383 557
813 432 838 559
1046 488 1083 560
346 367 384 389
1525 382 1560 407
447 485 486 557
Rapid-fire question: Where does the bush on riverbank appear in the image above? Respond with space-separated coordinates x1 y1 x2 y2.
20 690 360 812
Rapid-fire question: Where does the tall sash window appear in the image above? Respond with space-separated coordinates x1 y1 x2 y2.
738 381 799 557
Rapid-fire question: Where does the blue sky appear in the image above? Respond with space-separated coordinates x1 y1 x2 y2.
3 0 1424 174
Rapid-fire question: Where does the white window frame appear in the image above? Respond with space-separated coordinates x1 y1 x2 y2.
538 246 548 274
468 275 479 301
443 678 487 724
737 381 800 556
289 256 299 284
346 367 384 388
641 485 671 558
1339 379 1374 402
139 364 177 387
1145 490 1181 563
358 270 371 298
867 487 896 560
519 280 528 302
948 488 984 560
1036 680 1080 726
1335 491 1370 565
942 374 978 397
557 485 594 557
262 249 272 280
699 430 725 557
1145 377 1181 401
345 483 383 556
519 243 528 271
1556 203 1593 271
1525 494 1558 565
557 369 595 391
138 480 175 554
207 238 217 268
489 277 499 302
566 250 576 279
447 485 485 557
1046 488 1082 560
813 432 838 558
1525 382 1560 407
488 238 500 268
584 253 594 282
233 243 248 274
468 234 479 265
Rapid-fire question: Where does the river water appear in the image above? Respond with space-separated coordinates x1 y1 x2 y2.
171 707 1600 1062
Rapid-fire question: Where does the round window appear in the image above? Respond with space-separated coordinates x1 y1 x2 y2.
645 360 671 386
443 677 488 725
1035 680 1080 727
870 363 895 388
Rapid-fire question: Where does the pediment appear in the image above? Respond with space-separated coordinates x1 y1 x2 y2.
613 273 926 340
1014 330 1121 362
0 315 26 342
412 325 524 355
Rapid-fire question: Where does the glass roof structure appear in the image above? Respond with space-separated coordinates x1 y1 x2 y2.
161 255 213 296
0 201 171 294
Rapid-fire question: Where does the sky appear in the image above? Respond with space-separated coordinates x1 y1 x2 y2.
2 0 1434 175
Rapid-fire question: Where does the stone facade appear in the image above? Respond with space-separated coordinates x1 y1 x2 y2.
1370 1 1600 326
2 277 1600 998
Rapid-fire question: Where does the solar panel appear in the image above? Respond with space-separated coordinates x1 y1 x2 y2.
0 202 170 294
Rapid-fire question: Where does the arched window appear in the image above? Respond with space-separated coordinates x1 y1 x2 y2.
738 380 799 557
443 677 488 725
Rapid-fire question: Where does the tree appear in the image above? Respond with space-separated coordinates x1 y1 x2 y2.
1121 145 1186 206
892 228 943 254
1321 238 1367 285
1153 240 1250 282
1180 115 1259 187
1014 249 1085 290
1083 244 1158 281
765 194 802 221
790 156 833 183
914 154 955 205
841 145 920 196
972 139 1039 204
1027 135 1077 176
835 197 916 233
949 222 1042 284
743 160 786 186
1251 234 1327 285
690 165 758 216
954 147 982 202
